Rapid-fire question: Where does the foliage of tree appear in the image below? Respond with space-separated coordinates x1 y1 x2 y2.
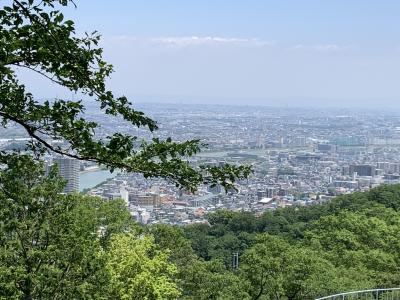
240 234 372 300
0 0 251 192
0 155 180 299
0 154 108 299
103 232 180 300
179 259 250 300
3 154 400 299
146 224 197 266
181 185 400 299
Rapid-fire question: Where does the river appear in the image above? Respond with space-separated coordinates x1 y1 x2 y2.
79 169 117 191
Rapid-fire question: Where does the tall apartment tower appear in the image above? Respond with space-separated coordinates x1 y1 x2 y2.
53 157 80 193
349 164 376 177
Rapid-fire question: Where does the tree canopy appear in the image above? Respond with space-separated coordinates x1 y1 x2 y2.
3 154 400 299
0 153 181 299
0 0 251 192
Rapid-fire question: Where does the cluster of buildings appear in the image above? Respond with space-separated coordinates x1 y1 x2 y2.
3 103 400 224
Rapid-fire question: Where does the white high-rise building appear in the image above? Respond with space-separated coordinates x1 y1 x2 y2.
53 157 80 193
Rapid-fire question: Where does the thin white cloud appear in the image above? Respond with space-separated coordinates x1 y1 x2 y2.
149 36 276 48
291 44 352 52
105 36 352 52
105 35 276 48
292 44 305 50
315 44 342 51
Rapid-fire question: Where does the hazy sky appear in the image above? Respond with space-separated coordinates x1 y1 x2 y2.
17 0 400 108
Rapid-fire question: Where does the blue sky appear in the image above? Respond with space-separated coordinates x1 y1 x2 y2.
19 1 400 108
71 1 399 46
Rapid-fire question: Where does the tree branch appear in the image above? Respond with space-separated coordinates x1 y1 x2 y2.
10 63 65 86
0 111 96 161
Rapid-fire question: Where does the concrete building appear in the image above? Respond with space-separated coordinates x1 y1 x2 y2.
53 157 79 193
349 164 376 177
129 192 161 207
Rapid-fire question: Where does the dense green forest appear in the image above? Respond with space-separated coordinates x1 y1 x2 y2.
2 155 400 299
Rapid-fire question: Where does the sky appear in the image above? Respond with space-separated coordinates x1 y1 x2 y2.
17 0 400 108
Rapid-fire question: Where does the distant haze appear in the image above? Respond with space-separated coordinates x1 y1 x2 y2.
15 0 400 109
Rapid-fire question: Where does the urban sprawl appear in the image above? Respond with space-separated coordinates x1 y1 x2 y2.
2 103 400 225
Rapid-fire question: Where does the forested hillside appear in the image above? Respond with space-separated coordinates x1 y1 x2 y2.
167 184 400 299
2 155 400 299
